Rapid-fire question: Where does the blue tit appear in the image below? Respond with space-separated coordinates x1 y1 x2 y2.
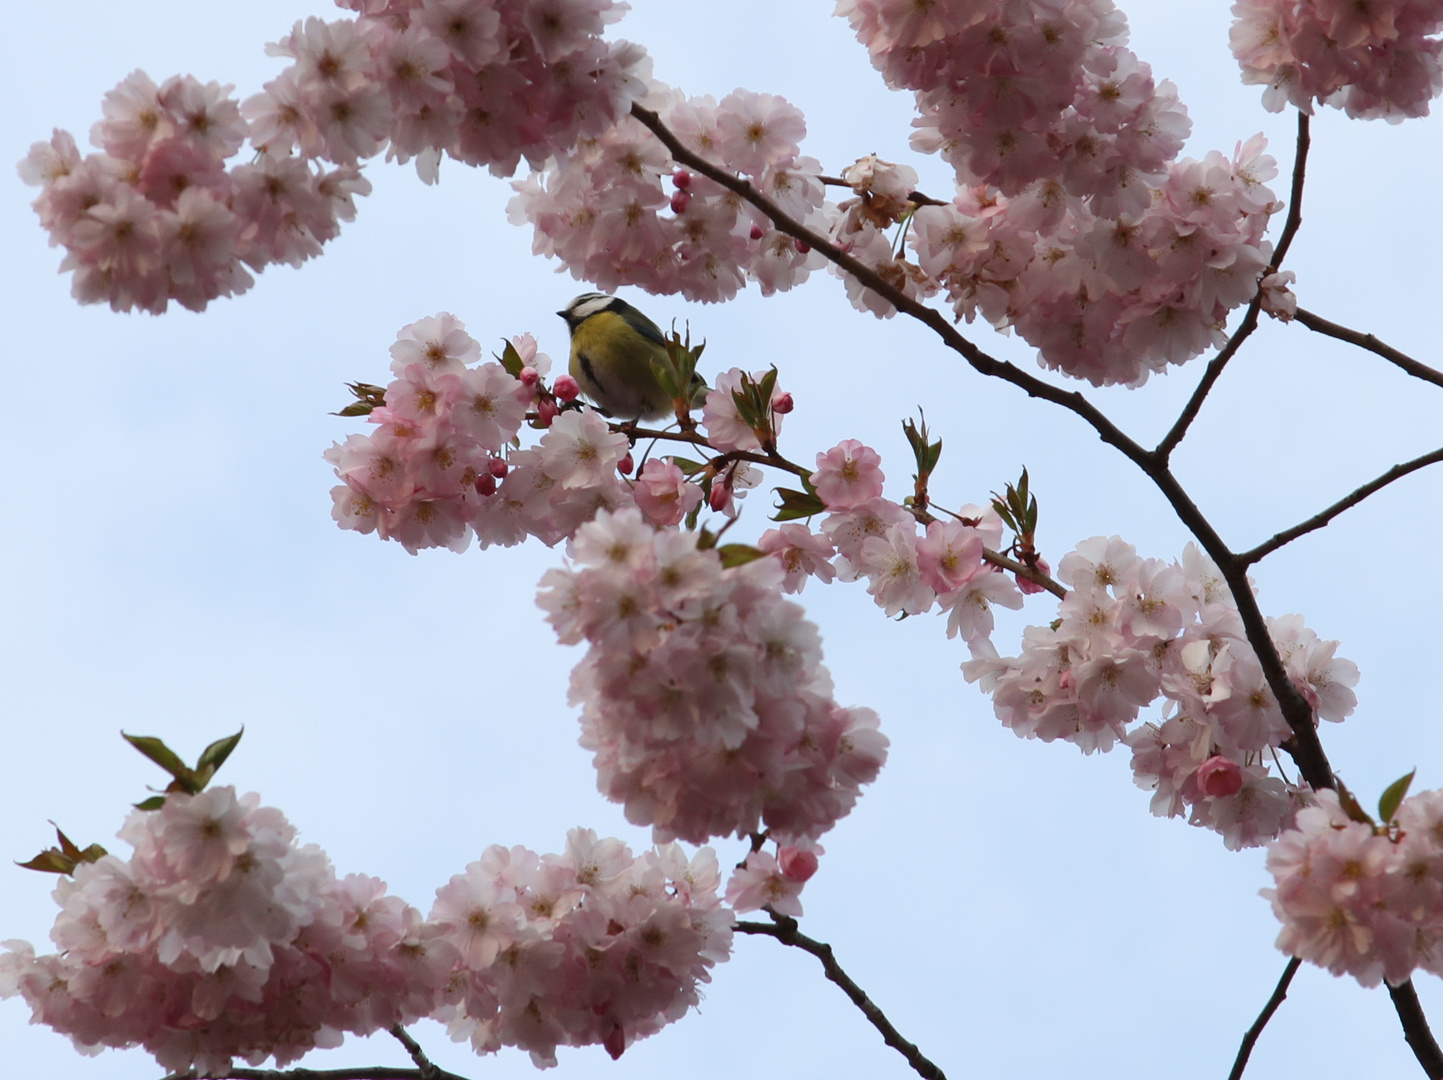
557 293 705 421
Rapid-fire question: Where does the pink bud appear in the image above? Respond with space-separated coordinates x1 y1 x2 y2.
1015 556 1051 595
536 397 559 427
618 452 634 476
672 168 691 189
1196 755 1244 798
553 374 580 402
670 190 691 214
771 391 794 414
488 456 509 479
602 1021 627 1061
474 472 497 497
519 366 541 388
794 239 810 254
778 846 819 882
750 224 764 241
709 482 730 512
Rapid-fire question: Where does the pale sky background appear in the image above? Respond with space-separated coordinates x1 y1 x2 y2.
4 2 1443 1078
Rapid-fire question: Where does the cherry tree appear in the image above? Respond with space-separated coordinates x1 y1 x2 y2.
4 1 1443 1078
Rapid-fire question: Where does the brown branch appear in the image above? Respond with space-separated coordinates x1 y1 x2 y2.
736 916 947 1080
1390 980 1443 1079
627 102 1337 793
1227 958 1301 1080
1155 111 1310 461
1237 445 1443 565
1293 308 1443 391
160 1069 470 1080
388 1026 441 1079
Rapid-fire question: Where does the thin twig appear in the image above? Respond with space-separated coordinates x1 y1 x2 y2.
1390 980 1443 1079
1227 957 1301 1080
1293 308 1443 391
1238 445 1443 565
388 1026 439 1079
737 916 947 1080
1155 111 1310 461
628 102 1338 794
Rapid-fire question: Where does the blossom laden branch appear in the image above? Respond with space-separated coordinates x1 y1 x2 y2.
1237 445 1443 565
160 1069 471 1080
1227 957 1300 1080
626 103 1338 795
736 916 947 1080
1293 308 1443 391
1155 111 1311 462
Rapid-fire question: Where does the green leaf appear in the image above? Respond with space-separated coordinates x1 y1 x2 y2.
18 850 75 875
497 339 525 377
773 487 826 522
333 401 376 417
123 734 190 784
196 729 243 778
1379 769 1417 824
669 456 708 476
134 796 167 812
1335 780 1375 827
717 544 767 568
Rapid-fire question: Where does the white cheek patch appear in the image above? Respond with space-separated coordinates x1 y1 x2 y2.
567 294 614 321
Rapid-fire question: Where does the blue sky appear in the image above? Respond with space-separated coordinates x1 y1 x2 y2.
4 2 1443 1078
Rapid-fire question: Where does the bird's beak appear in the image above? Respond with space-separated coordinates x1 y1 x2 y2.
555 310 567 320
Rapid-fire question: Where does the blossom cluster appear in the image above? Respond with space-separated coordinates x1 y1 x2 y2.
965 536 1358 849
538 507 888 845
326 315 783 554
428 830 732 1067
0 788 447 1075
1266 788 1443 987
21 0 647 312
1231 0 1443 120
509 82 830 302
19 74 369 313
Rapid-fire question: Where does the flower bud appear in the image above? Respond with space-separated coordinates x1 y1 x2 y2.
474 472 497 497
1016 556 1052 595
778 846 819 882
771 391 794 415
795 240 810 254
553 374 580 402
488 456 509 479
1197 755 1244 798
750 224 764 241
670 190 691 214
519 366 541 388
709 481 731 513
536 397 559 427
618 452 634 476
672 168 692 189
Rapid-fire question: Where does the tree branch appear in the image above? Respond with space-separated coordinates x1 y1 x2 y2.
1390 979 1443 1079
736 916 947 1080
1237 445 1443 565
1293 308 1443 391
1227 957 1300 1080
1155 111 1310 462
160 1068 471 1080
623 104 1340 792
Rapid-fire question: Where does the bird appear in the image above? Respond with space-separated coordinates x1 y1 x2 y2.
556 293 705 422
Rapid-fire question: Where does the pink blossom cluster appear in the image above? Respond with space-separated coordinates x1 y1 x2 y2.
19 73 369 313
22 0 647 313
327 314 726 553
428 830 732 1066
755 440 1026 649
835 0 1190 203
1231 0 1443 120
538 508 888 845
1265 788 1443 987
509 82 831 302
0 789 447 1075
964 537 1359 849
906 138 1282 386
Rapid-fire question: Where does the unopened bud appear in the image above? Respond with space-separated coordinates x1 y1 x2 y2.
778 846 819 882
474 472 497 497
552 374 580 402
519 366 541 388
750 224 764 241
535 397 559 427
794 239 810 254
709 482 731 513
771 391 794 415
618 452 634 476
672 168 692 189
488 456 509 479
670 189 691 215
